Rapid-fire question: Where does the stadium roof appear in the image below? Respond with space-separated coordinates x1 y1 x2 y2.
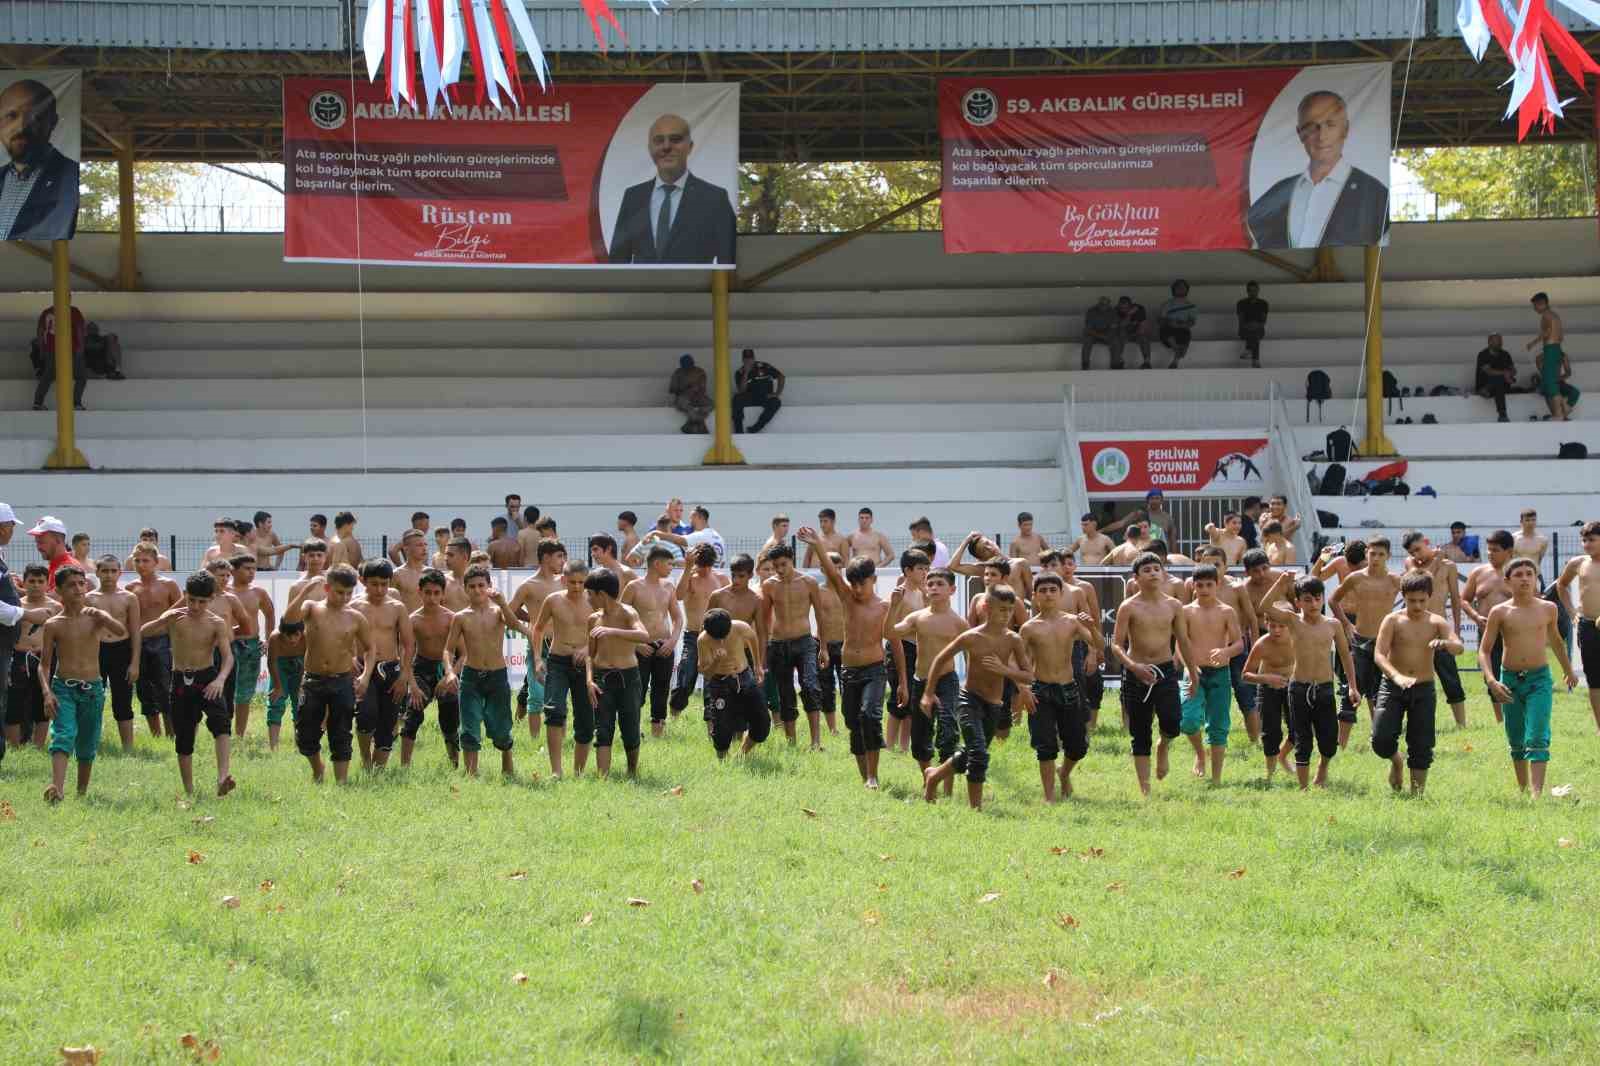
1 1 1594 162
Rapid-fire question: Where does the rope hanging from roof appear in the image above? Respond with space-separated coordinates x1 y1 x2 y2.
1456 0 1600 138
360 0 665 114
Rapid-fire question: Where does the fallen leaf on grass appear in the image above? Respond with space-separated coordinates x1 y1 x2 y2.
186 850 205 865
1042 969 1061 989
626 897 651 907
1105 881 1125 892
258 880 274 893
862 909 881 926
1551 784 1575 798
801 807 818 818
59 1046 101 1065
1049 846 1067 856
1080 847 1105 860
978 892 1001 904
220 896 241 909
579 912 594 926
1227 867 1247 880
507 870 528 881
663 785 685 797
876 883 888 892
178 1034 199 1050
1056 913 1079 930
511 972 529 985
0 800 16 821
690 879 704 895
878 853 893 862
1558 838 1577 849
1461 742 1474 753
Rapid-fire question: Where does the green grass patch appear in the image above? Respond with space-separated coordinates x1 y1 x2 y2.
3 680 1599 1064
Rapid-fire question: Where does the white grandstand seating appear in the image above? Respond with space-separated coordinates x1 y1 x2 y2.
0 223 1595 557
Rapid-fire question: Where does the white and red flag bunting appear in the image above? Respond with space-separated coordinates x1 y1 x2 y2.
1457 0 1600 138
362 0 660 114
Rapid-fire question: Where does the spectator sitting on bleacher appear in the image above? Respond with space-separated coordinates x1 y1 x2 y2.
1116 295 1153 369
1236 282 1269 369
84 322 124 380
1157 279 1197 369
1081 296 1123 370
668 353 712 434
1440 521 1480 564
30 303 86 411
1475 333 1516 423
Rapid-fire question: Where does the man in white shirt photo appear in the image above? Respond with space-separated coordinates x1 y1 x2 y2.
1247 90 1389 250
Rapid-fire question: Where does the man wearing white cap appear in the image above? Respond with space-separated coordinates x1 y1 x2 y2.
28 514 72 591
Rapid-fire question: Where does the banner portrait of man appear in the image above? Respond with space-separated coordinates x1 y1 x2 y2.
0 70 81 242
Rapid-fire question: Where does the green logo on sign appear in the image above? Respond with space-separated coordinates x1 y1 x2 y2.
1091 447 1131 486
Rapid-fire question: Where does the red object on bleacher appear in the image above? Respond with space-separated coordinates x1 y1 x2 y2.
1363 460 1409 483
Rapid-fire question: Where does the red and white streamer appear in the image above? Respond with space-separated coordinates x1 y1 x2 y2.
1457 0 1600 138
362 0 650 113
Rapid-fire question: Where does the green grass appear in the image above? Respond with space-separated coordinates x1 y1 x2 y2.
3 674 1600 1065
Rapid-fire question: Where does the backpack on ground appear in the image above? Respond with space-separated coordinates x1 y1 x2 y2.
1306 370 1332 421
1559 442 1588 459
1326 427 1356 463
1317 463 1347 497
1383 370 1402 414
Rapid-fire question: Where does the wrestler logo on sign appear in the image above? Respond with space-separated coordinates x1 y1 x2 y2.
962 88 998 126
309 91 346 131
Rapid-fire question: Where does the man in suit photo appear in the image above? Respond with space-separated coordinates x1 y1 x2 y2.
1247 90 1388 250
0 78 79 242
608 113 736 265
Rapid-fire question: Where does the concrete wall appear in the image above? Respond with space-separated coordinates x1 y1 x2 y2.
3 219 1594 295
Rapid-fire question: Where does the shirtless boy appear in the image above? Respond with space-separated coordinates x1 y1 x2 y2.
847 507 894 567
430 528 450 571
883 548 928 752
1103 524 1148 568
588 533 638 592
622 546 683 738
669 545 726 717
810 551 846 738
87 555 140 752
1372 572 1462 794
38 565 128 801
517 507 545 565
486 518 522 570
1480 557 1578 798
1050 550 1106 731
758 514 791 560
1555 520 1600 731
6 565 58 752
1020 573 1096 802
142 571 238 796
801 509 851 568
289 538 330 606
1009 512 1049 567
698 608 771 758
128 543 180 738
265 619 307 752
808 540 904 789
1261 520 1296 565
391 529 431 612
202 517 244 566
1262 573 1361 790
328 511 365 570
1402 530 1468 729
1112 552 1199 796
1069 513 1114 566
761 544 828 748
920 585 1034 810
1179 564 1244 784
509 538 566 739
352 559 416 770
1204 513 1248 565
1329 535 1402 739
583 568 650 778
400 569 460 768
615 511 639 561
249 511 296 571
893 567 968 793
1193 545 1260 743
532 560 598 777
1527 291 1571 421
1241 615 1297 779
442 565 531 778
1514 508 1549 566
440 537 473 610
1462 530 1517 718
283 564 375 785
965 555 1029 742
707 553 766 732
124 527 173 571
388 511 430 565
228 553 274 738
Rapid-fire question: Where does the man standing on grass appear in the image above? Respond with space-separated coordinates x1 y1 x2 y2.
1019 573 1095 803
1479 558 1577 799
1372 572 1460 796
144 571 238 797
1111 552 1198 796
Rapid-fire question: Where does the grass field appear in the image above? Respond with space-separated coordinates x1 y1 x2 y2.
3 673 1599 1065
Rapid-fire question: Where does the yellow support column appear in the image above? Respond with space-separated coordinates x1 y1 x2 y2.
1362 245 1396 457
116 141 138 290
45 240 89 469
703 270 745 465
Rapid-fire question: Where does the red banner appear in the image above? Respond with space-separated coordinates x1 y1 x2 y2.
940 63 1390 254
1080 438 1269 494
283 79 739 268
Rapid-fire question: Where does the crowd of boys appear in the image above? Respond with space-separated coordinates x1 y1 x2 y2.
3 498 1596 811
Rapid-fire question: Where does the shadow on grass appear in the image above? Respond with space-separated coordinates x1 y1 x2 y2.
601 993 678 1059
